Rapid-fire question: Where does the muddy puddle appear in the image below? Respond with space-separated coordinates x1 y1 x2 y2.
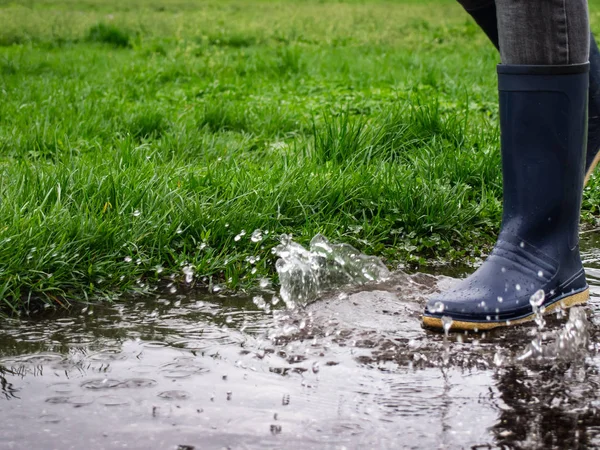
2 234 600 449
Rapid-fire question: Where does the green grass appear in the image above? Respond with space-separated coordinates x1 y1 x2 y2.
0 0 599 312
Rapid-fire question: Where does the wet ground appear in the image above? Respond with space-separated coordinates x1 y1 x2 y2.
1 234 600 449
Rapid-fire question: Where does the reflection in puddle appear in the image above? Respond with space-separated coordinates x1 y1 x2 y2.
0 234 599 449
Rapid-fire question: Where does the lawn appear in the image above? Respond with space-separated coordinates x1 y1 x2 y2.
1 0 599 312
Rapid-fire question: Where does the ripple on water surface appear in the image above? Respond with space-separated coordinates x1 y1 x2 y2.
1 234 600 449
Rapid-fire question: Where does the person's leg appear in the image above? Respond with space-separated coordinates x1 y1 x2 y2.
458 0 499 45
423 0 590 330
456 0 600 181
496 0 589 64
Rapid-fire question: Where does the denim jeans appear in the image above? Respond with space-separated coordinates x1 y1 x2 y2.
458 0 590 64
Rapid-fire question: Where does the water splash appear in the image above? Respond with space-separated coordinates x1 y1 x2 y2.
518 288 590 362
273 234 390 308
553 307 590 357
441 316 453 366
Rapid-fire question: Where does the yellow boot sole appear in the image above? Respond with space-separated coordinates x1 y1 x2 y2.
422 288 590 332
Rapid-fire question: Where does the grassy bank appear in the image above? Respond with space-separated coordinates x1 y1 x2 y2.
1 0 599 312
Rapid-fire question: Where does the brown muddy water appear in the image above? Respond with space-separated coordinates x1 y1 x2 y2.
2 234 600 450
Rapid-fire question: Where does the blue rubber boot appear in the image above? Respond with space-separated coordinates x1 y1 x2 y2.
423 64 590 331
466 2 600 184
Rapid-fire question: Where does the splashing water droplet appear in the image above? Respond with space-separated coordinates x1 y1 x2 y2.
441 316 453 366
493 352 504 367
182 265 194 284
234 230 246 242
441 316 453 333
253 296 266 310
312 362 320 374
273 234 390 308
251 229 263 243
529 289 545 308
427 301 445 313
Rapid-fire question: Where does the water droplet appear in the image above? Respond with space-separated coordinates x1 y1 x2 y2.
169 286 177 294
427 301 445 313
251 229 263 242
234 230 246 242
259 278 270 288
253 296 266 309
538 270 544 278
497 296 503 303
493 352 504 367
312 362 320 373
124 256 132 263
441 316 453 333
225 315 233 324
515 284 521 291
529 289 545 308
133 210 141 217
501 267 506 273
182 265 194 283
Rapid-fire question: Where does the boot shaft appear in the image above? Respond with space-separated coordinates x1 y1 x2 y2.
497 64 589 257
